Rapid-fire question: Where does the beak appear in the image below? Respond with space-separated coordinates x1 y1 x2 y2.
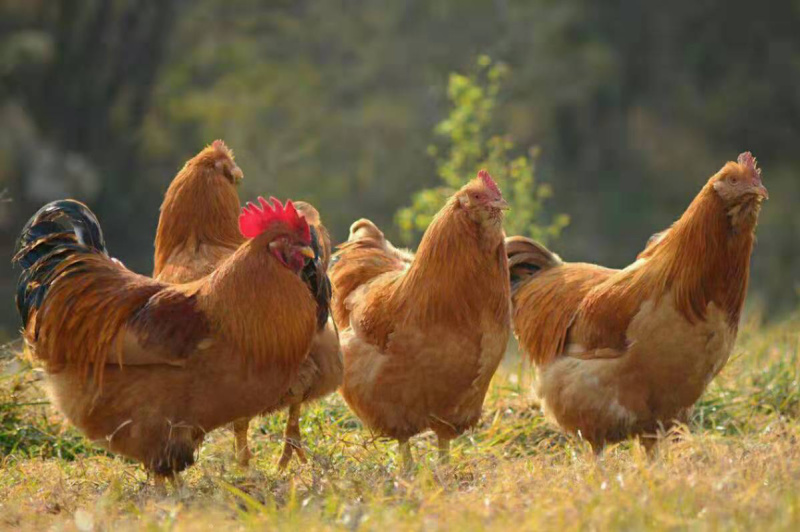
231 166 244 184
753 183 769 200
299 246 315 259
489 198 510 210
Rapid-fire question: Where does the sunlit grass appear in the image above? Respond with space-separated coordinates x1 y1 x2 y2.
1 312 798 530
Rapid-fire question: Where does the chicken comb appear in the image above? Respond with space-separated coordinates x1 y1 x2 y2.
211 139 234 159
737 151 762 179
238 196 311 242
478 169 502 197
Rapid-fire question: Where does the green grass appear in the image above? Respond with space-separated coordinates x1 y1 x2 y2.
1 312 799 531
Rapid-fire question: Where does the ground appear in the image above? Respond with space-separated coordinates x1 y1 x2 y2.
1 312 799 531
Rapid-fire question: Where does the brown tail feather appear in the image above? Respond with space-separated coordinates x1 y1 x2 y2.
330 219 411 328
31 254 167 383
505 236 562 293
348 218 385 243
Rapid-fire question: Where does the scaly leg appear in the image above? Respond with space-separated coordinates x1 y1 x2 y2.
278 403 307 469
232 418 252 467
640 433 661 456
398 439 413 471
153 474 167 496
169 472 184 492
437 436 451 465
153 472 182 495
587 439 608 459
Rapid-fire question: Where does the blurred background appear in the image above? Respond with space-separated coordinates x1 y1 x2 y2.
0 0 797 337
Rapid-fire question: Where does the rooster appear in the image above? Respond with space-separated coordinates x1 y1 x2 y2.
330 170 511 466
153 141 341 468
507 153 768 450
14 196 320 486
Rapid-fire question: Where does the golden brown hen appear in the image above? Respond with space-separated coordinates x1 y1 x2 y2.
507 153 768 450
153 140 244 282
330 170 511 466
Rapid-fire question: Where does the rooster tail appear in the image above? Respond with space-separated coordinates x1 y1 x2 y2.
293 203 333 330
505 236 562 293
14 200 108 328
301 225 332 330
14 200 167 382
329 218 411 329
347 218 385 243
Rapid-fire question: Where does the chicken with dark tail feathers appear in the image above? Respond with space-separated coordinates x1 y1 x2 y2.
153 140 341 469
14 194 320 487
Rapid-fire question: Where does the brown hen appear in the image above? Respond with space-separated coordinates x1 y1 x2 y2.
330 170 511 466
507 153 768 450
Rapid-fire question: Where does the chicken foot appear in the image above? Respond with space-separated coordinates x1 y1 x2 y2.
278 403 308 469
153 472 183 495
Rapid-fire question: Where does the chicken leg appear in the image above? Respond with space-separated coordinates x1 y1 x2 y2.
398 439 413 471
232 418 252 467
278 403 308 469
437 437 451 464
153 472 183 495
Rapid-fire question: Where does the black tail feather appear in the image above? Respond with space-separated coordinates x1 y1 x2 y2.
19 200 107 252
15 246 86 326
302 226 332 330
13 200 108 329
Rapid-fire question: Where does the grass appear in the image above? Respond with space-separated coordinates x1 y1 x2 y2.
1 312 799 531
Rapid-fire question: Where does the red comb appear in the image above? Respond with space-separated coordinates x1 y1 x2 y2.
737 152 762 179
478 169 502 197
238 196 311 242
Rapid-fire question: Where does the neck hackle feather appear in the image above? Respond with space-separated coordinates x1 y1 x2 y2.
582 159 761 351
397 182 510 331
154 142 243 276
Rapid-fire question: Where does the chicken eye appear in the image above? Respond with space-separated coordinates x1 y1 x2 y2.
729 176 738 185
215 160 233 181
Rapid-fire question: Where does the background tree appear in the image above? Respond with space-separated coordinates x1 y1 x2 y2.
396 56 567 244
0 0 798 333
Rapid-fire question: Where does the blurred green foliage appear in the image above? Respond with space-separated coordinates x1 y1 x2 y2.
0 347 109 460
0 0 798 332
396 56 568 244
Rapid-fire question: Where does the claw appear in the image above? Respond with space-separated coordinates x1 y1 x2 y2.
278 436 307 469
278 443 293 469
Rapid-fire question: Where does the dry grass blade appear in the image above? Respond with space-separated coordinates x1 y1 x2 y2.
1 312 799 530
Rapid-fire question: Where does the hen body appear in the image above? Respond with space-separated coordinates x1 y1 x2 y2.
15 200 318 479
508 154 767 449
331 172 510 463
153 142 340 467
